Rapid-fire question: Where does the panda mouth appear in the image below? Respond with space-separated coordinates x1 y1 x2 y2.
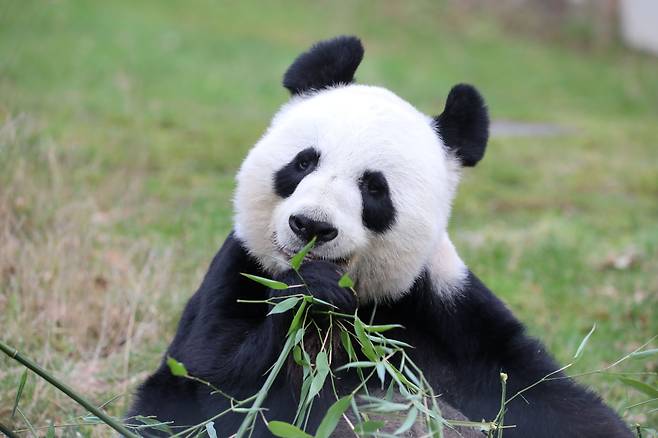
277 246 351 267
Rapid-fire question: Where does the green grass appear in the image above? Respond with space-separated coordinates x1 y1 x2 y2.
1 0 657 434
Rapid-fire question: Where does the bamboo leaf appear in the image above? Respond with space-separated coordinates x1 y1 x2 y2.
363 323 404 333
428 417 444 438
302 349 312 379
134 416 173 433
240 273 289 290
267 421 313 438
290 237 316 271
12 369 28 418
574 324 596 360
294 328 306 345
354 420 385 435
631 348 658 360
287 301 308 336
338 273 354 288
354 317 378 361
293 346 303 365
315 395 353 438
268 297 302 316
619 377 658 398
294 376 313 426
340 330 356 361
411 399 441 421
376 362 386 388
368 334 413 348
384 380 396 401
205 421 218 438
385 362 418 392
335 361 377 371
166 356 188 377
360 397 409 413
316 351 330 375
307 296 337 308
444 419 492 431
394 407 419 435
307 351 330 400
402 365 421 388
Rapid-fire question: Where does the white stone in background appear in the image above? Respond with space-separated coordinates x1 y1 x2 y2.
490 120 571 138
620 0 658 55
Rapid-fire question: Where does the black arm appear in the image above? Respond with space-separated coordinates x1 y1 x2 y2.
128 233 356 431
403 271 632 438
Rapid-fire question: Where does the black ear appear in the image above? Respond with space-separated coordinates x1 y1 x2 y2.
283 36 364 95
434 84 489 167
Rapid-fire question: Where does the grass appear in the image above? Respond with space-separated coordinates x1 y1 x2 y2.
1 0 657 435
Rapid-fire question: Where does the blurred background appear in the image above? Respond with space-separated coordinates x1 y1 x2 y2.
1 0 656 435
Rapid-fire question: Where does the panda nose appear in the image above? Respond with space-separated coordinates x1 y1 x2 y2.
289 215 338 244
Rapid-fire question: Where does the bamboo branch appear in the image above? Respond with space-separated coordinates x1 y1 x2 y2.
234 333 297 437
0 339 139 438
0 420 20 438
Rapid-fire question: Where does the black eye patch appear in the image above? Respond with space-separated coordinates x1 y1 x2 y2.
273 148 320 198
359 170 396 233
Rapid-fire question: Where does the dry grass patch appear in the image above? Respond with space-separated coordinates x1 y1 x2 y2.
0 115 181 433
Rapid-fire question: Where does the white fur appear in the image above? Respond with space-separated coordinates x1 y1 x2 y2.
234 85 467 302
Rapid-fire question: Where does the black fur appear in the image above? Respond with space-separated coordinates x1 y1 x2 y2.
366 271 631 437
359 170 396 233
435 84 490 167
128 234 357 436
129 234 632 437
273 147 320 198
283 36 364 95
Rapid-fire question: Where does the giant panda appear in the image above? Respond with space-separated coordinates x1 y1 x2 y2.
129 36 632 437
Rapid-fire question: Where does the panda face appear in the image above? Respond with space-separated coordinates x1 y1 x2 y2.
234 85 463 301
273 148 396 239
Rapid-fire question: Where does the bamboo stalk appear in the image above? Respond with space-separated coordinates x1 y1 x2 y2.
0 420 20 438
234 333 297 437
0 339 139 438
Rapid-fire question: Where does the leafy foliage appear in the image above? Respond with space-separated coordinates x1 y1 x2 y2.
12 369 28 418
240 273 289 290
166 357 188 377
1 254 656 437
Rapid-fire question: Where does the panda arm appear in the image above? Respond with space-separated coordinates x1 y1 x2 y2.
127 234 290 424
421 271 632 437
157 234 355 386
159 234 295 385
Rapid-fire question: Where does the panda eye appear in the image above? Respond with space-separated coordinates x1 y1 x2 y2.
296 158 311 171
367 179 384 195
294 149 319 172
360 171 389 198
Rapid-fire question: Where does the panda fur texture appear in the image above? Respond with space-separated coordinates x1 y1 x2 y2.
128 36 632 437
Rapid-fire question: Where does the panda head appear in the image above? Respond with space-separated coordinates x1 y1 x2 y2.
234 36 489 302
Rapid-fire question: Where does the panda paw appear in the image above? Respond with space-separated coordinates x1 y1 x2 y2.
293 260 357 313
